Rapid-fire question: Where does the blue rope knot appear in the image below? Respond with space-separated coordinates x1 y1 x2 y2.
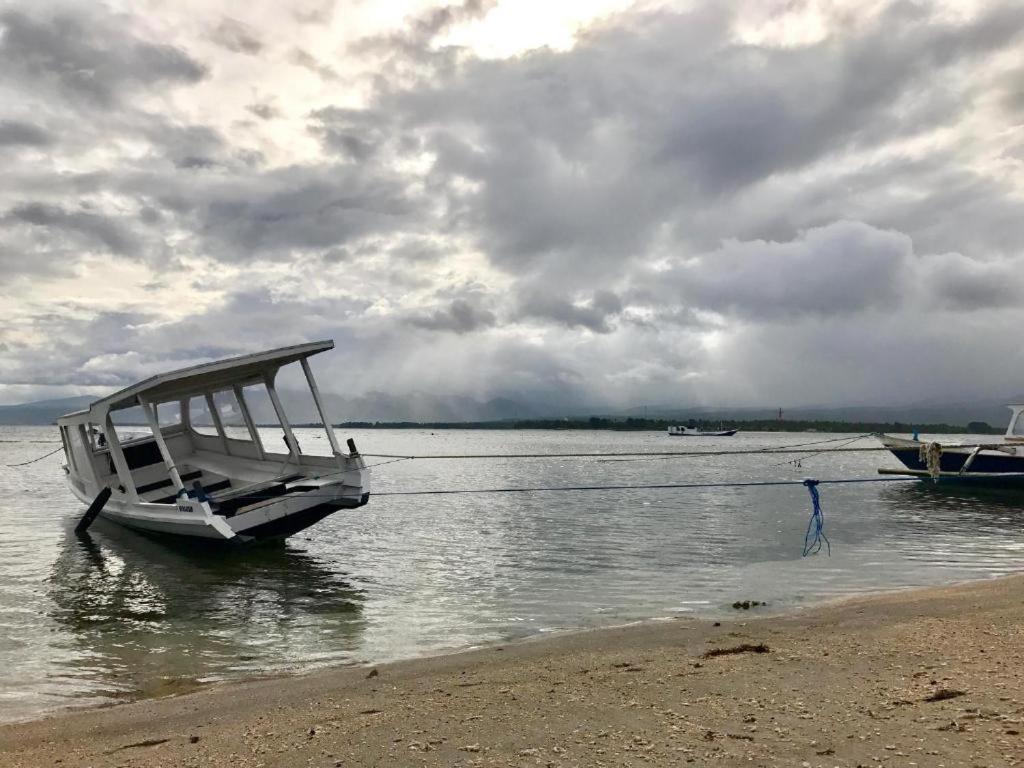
802 478 831 557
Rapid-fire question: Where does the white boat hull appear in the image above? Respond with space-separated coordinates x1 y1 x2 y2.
667 427 738 437
56 340 372 545
67 471 369 542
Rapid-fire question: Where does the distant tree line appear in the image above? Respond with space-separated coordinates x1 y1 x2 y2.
325 417 1001 434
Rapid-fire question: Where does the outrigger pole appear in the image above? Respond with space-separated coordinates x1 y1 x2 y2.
75 486 112 534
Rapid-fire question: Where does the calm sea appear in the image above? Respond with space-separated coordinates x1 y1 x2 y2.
1 425 1022 723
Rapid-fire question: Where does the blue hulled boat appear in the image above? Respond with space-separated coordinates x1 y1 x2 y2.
878 405 1024 486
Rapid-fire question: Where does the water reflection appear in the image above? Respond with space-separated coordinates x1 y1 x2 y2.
880 482 1024 530
47 519 365 703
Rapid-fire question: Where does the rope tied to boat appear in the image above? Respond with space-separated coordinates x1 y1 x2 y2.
801 479 830 557
918 441 943 481
4 444 65 467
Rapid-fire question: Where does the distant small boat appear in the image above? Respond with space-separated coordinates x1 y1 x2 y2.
56 341 370 543
877 404 1024 486
667 424 738 437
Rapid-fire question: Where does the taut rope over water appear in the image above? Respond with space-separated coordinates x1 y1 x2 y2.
4 445 65 467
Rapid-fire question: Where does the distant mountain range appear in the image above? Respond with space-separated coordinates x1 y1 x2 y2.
0 391 548 426
0 395 96 426
2 392 1021 429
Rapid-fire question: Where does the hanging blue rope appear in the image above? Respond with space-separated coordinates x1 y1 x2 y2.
802 478 831 557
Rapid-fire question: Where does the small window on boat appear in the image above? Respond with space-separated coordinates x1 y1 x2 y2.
189 391 249 440
259 380 295 448
156 401 182 428
189 396 219 436
212 390 247 438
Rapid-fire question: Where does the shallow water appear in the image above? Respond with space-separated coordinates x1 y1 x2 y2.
1 426 1022 723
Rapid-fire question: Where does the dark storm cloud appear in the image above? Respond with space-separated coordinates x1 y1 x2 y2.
386 238 446 263
293 3 334 26
0 290 363 389
246 102 280 121
0 120 52 147
156 164 423 260
5 0 1024 412
406 298 497 333
0 240 72 280
1000 65 1024 115
719 308 1024 408
0 8 207 107
4 202 140 256
922 253 1024 310
310 107 393 161
407 0 495 42
210 17 263 55
289 48 338 80
342 1 1024 275
517 289 623 333
0 308 159 386
651 1 1024 193
355 0 496 58
647 221 913 321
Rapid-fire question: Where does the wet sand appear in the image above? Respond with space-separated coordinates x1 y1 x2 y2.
2 575 1023 767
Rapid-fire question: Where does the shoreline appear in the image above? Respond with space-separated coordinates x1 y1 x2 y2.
3 574 1023 766
0 576 988 728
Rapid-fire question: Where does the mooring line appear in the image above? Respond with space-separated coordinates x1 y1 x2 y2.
4 445 66 467
362 456 414 470
600 433 878 463
167 475 916 503
361 446 893 461
370 476 916 497
768 433 875 468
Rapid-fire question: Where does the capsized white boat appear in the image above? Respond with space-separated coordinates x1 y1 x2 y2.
56 341 370 542
877 404 1024 486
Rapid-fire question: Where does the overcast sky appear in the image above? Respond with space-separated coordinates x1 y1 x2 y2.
1 0 1023 411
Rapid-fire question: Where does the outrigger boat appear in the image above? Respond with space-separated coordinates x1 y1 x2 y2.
877 404 1024 486
667 423 738 437
56 341 370 542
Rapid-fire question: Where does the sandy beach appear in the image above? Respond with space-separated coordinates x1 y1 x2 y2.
2 575 1023 767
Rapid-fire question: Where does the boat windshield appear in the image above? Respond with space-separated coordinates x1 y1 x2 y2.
1012 409 1024 436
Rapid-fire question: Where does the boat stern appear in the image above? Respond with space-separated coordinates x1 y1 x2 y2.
221 464 371 541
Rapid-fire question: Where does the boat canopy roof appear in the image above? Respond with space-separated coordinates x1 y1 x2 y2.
58 340 333 423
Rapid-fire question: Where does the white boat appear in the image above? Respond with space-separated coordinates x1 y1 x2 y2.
877 404 1024 486
667 424 738 437
56 341 370 542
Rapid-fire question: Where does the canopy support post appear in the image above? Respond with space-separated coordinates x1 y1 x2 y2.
265 375 301 466
140 397 185 495
300 357 344 467
233 385 265 461
104 414 139 502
